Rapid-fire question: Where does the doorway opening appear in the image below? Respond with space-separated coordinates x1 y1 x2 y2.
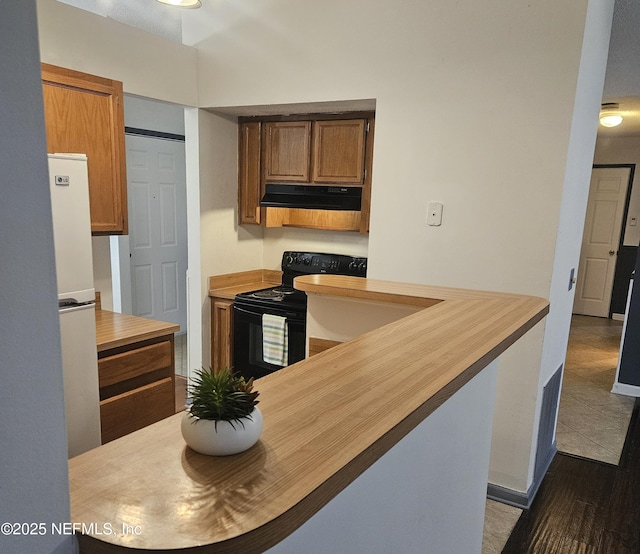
573 165 635 319
109 96 190 405
559 157 639 463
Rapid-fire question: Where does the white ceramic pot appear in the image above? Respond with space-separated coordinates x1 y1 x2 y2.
181 407 263 456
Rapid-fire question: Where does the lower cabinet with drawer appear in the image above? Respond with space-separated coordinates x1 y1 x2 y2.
98 335 176 444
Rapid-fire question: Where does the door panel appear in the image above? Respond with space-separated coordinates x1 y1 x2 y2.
160 184 178 245
130 181 152 247
581 258 608 301
574 167 631 317
126 135 188 333
133 265 153 316
162 261 179 312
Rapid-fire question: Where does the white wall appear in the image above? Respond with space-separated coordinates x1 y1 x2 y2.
263 228 369 269
37 0 198 106
188 0 613 494
594 135 640 247
124 95 186 135
524 0 616 491
0 2 75 553
197 110 264 367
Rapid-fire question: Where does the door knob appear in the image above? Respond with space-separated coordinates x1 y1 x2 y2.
609 250 616 256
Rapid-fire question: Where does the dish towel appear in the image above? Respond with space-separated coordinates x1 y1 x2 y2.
262 314 289 366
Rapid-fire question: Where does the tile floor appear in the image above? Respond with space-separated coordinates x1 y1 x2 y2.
482 314 635 553
555 314 634 465
482 500 522 554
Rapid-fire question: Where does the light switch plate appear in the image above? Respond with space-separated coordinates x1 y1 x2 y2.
427 201 443 226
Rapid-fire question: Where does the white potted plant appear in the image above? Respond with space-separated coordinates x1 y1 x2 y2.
181 367 262 456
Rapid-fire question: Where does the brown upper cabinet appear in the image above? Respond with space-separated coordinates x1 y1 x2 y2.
42 63 128 235
238 112 374 233
263 119 367 185
263 121 311 182
311 119 366 184
238 121 262 225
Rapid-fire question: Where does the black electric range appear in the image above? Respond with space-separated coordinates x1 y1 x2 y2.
234 251 367 312
233 251 367 380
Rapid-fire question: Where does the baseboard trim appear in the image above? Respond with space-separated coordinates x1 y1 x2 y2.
612 382 640 397
612 313 625 322
487 443 557 509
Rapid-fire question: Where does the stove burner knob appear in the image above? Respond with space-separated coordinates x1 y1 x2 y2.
348 260 358 271
358 261 367 273
302 257 311 265
286 254 295 265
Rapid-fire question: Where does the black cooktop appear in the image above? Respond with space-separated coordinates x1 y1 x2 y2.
234 285 307 311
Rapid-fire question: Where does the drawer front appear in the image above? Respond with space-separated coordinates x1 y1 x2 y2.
99 340 172 388
100 377 175 444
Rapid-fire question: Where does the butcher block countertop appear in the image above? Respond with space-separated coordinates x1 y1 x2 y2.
71 277 548 553
208 269 282 300
95 309 180 352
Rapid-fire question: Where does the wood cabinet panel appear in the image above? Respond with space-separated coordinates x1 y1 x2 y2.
308 337 343 357
264 121 311 182
42 63 127 235
311 119 366 184
100 378 175 444
211 298 233 371
98 340 172 388
265 207 361 232
98 334 175 444
238 121 262 224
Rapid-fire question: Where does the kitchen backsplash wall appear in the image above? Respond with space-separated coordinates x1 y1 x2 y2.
262 227 369 270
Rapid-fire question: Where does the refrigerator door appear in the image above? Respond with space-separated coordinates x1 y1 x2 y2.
59 302 101 457
48 153 95 304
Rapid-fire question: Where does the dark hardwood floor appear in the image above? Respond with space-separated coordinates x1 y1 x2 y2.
503 398 640 553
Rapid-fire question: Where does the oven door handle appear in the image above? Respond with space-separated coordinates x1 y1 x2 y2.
233 304 304 321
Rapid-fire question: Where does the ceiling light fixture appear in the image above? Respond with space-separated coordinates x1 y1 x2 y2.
156 0 202 8
599 102 623 128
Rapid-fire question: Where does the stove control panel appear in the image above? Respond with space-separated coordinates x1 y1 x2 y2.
282 251 367 277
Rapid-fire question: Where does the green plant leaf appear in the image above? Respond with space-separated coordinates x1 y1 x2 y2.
188 367 259 423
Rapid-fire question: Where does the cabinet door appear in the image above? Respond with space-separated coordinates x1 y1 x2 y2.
98 336 175 444
238 121 262 224
211 299 234 371
311 119 366 184
264 121 311 182
42 64 128 235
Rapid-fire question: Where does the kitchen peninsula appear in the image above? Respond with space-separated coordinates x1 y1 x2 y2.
70 278 548 553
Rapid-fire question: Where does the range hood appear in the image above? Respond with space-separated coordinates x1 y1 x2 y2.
260 184 362 211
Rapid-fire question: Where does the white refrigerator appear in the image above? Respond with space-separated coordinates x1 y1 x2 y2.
48 153 102 457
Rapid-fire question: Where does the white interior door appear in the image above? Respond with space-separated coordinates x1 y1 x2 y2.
573 166 631 317
126 134 188 333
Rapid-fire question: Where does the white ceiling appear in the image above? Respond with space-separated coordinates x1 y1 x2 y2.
57 0 183 42
57 0 640 136
600 0 640 136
